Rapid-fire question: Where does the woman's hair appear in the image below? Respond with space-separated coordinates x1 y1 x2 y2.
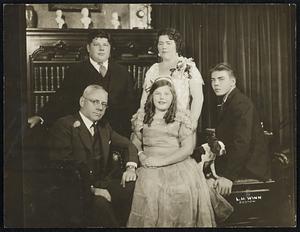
143 79 177 126
156 28 183 56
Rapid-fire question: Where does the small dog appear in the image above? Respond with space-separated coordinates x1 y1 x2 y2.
192 132 226 179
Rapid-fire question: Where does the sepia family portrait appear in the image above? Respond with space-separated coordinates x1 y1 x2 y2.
4 3 296 228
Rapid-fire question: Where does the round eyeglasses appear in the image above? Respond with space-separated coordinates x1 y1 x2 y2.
83 97 108 108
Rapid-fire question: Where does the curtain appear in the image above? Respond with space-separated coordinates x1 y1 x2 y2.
152 4 295 152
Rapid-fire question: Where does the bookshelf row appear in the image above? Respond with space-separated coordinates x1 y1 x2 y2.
127 64 150 91
32 65 69 92
33 94 51 114
31 63 151 113
32 63 150 93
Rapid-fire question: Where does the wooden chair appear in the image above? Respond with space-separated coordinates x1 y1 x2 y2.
193 129 292 227
219 132 292 227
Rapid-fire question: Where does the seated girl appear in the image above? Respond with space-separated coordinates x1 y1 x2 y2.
127 77 233 227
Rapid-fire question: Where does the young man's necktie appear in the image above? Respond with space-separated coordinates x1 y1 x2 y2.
217 101 224 121
98 63 107 77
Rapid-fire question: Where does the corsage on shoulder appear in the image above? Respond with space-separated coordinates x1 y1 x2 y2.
170 57 195 79
73 120 81 128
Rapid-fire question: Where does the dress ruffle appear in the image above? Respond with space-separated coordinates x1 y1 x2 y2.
131 108 145 133
175 110 194 140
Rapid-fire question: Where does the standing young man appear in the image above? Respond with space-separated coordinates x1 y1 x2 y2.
28 30 136 137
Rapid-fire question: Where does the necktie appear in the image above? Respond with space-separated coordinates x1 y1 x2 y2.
217 102 224 121
98 63 107 77
89 122 102 182
91 122 100 148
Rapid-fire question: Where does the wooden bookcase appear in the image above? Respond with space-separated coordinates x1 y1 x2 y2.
26 28 158 116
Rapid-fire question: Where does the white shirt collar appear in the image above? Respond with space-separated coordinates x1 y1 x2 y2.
223 86 236 103
89 57 109 73
79 111 95 132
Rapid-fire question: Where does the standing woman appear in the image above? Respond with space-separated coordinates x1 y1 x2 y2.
139 28 204 130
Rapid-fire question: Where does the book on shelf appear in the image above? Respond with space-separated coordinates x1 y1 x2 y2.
34 67 38 91
35 96 39 114
45 67 49 91
50 66 54 91
137 66 142 90
61 66 65 82
56 66 61 89
39 67 43 91
40 96 45 108
132 64 137 86
130 65 137 90
127 65 131 74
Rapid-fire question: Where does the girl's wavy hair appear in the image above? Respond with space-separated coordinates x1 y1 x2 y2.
143 79 177 126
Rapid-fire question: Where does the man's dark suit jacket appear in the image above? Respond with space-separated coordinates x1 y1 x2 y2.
39 59 137 137
215 88 271 181
47 113 138 226
48 113 138 190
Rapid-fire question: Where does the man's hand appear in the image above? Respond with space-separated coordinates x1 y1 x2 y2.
213 176 233 196
91 187 111 202
121 168 137 188
28 116 42 128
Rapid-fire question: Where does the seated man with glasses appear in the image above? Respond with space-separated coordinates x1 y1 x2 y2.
48 84 138 227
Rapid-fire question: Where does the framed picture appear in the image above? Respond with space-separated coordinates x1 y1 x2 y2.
48 4 102 12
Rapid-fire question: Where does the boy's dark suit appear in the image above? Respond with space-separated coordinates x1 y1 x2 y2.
48 113 138 227
214 88 271 181
40 59 137 137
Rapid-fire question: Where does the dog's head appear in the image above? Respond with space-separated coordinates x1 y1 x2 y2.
207 137 226 157
191 135 226 163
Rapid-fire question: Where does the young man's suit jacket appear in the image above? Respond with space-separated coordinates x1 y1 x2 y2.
215 88 271 181
39 59 137 137
48 112 138 190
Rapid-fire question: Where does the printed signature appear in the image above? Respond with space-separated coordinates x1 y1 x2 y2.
235 193 263 204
